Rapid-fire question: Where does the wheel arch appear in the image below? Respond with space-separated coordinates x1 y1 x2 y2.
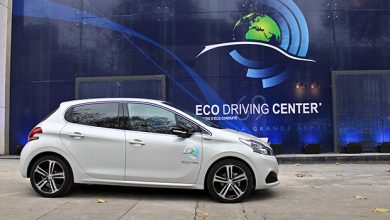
27 151 73 179
203 156 256 190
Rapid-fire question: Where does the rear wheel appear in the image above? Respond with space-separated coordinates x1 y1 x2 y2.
29 155 73 197
206 159 254 203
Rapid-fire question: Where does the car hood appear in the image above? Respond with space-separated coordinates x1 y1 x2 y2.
220 128 269 143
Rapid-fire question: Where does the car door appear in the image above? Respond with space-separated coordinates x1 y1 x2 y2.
124 102 203 184
60 102 125 180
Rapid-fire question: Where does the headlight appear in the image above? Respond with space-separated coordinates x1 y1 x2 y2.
239 138 273 155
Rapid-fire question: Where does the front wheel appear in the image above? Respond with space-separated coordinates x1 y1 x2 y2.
29 155 73 197
206 159 254 203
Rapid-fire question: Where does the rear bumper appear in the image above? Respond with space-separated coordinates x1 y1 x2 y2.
19 144 31 178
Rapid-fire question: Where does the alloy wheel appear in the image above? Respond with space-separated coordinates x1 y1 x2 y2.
212 165 248 200
33 160 65 194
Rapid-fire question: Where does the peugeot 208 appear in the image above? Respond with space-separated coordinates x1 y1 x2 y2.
20 98 279 202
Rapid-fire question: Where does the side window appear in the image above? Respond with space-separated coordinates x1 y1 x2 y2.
177 116 200 133
66 103 120 129
127 103 176 134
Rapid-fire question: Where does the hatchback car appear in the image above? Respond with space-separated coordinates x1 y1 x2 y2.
20 98 279 202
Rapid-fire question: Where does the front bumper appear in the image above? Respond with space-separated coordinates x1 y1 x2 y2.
251 154 280 189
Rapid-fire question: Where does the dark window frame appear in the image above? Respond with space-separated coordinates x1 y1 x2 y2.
175 114 201 133
64 101 123 130
64 101 211 135
125 102 177 135
124 102 206 135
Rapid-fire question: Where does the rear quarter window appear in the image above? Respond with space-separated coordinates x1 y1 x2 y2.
65 103 121 129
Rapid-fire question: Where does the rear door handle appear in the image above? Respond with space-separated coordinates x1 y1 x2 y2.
128 139 145 146
69 132 85 139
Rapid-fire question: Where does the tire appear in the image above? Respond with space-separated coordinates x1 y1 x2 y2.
29 155 73 197
206 159 254 203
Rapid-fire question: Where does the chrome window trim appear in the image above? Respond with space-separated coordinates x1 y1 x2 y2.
63 100 212 136
62 100 213 136
124 101 212 136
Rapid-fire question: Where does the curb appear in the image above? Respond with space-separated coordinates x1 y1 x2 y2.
0 155 20 159
276 153 390 164
1 153 390 164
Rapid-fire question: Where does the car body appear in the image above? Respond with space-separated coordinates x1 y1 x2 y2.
20 98 279 202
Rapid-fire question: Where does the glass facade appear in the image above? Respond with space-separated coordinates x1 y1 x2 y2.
9 0 390 154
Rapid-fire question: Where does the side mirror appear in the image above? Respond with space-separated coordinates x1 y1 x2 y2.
170 126 192 138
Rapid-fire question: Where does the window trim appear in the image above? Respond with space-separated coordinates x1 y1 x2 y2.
124 101 212 136
175 114 201 133
64 101 123 130
63 100 212 135
125 102 179 135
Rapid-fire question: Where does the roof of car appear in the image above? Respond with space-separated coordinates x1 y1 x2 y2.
60 98 165 106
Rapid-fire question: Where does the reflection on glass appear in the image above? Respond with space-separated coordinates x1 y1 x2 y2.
127 103 176 134
163 102 221 129
71 103 120 129
177 116 200 133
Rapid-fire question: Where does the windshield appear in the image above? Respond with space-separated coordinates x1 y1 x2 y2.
162 102 222 128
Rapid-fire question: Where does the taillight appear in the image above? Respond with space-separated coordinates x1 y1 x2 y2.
28 127 42 142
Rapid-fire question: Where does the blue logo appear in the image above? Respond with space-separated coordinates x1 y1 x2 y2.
197 0 315 88
183 146 200 160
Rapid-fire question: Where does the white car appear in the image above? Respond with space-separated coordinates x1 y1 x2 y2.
20 98 279 202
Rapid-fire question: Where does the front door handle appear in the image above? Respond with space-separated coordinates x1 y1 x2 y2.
128 139 145 146
69 132 85 139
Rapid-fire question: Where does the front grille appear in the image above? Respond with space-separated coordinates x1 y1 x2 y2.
265 171 278 184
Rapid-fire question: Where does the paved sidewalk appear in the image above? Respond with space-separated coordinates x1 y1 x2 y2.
3 153 390 163
0 159 389 219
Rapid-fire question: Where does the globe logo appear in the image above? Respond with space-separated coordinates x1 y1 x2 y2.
183 146 199 160
230 13 298 88
197 0 315 88
233 13 281 45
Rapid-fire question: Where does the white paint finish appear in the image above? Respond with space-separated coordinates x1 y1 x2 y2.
197 41 316 62
19 98 279 201
125 131 202 183
0 107 5 155
60 123 126 180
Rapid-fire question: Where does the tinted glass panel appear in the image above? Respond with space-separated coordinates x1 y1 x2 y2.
69 103 120 129
177 116 200 133
127 104 176 134
77 78 163 99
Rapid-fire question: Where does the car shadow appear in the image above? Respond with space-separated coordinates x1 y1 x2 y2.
70 184 208 201
69 184 279 203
